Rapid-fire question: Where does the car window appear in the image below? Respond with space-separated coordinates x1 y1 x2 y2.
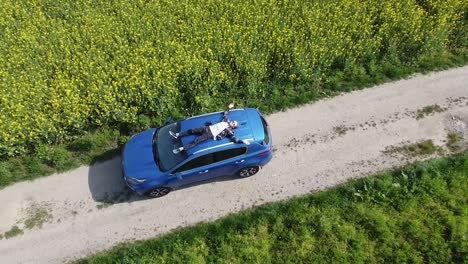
213 147 247 162
260 115 270 145
156 122 186 171
176 153 214 172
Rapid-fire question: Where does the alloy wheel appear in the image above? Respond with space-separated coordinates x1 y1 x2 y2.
239 166 259 178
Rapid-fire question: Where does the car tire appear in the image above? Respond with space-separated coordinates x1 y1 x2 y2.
238 166 260 178
145 187 172 198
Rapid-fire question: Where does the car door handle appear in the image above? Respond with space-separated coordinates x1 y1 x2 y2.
199 170 209 174
235 160 245 164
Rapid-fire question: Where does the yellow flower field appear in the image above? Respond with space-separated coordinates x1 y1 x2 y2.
0 0 466 157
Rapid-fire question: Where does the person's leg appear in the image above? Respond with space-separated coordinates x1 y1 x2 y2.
178 127 205 137
176 127 213 153
171 127 204 139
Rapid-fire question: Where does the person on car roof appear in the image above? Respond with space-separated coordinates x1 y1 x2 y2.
170 103 250 154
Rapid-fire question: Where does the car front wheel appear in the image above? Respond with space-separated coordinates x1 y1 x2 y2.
146 187 172 198
238 166 260 178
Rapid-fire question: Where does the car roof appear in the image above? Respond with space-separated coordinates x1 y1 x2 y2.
178 108 264 156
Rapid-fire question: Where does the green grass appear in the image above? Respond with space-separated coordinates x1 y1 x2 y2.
23 204 51 229
96 202 114 210
416 104 446 120
405 140 441 156
333 125 350 136
384 140 443 157
447 133 463 152
76 152 468 263
0 203 52 240
3 226 24 239
0 128 122 188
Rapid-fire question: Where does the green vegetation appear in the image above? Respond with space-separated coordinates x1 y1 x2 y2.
404 140 441 156
334 125 350 136
24 204 51 229
416 105 447 119
0 203 52 240
3 226 23 239
77 153 468 263
0 0 467 187
96 202 114 210
447 133 463 152
0 128 121 187
384 140 442 157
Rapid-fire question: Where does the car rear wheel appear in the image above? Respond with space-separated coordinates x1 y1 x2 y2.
146 187 172 198
238 166 260 178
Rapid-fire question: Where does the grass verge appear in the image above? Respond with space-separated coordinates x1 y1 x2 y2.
0 128 123 188
76 152 468 263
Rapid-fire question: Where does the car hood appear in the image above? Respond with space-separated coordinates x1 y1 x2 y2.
122 128 161 180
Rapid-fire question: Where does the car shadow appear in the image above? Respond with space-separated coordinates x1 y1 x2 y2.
88 156 146 204
88 156 246 201
175 173 241 191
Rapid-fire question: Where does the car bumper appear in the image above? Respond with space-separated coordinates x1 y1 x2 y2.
259 151 273 167
122 166 148 195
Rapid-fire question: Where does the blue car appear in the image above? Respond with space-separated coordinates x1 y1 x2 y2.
122 107 273 198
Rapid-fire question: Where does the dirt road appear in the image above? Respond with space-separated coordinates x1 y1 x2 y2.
0 66 467 264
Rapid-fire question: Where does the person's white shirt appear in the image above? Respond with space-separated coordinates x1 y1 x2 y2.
209 122 229 140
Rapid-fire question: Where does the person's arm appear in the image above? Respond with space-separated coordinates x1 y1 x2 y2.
226 128 250 145
226 129 241 143
222 108 229 122
222 102 235 122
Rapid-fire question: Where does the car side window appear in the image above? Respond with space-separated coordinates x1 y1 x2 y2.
213 147 247 162
175 153 214 172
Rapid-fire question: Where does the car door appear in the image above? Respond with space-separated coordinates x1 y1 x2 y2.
170 153 214 187
208 147 248 178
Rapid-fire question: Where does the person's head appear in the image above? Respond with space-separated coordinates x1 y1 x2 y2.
229 120 238 129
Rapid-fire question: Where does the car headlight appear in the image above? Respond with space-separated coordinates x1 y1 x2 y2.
126 176 147 184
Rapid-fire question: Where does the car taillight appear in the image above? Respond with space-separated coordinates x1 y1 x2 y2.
259 145 272 155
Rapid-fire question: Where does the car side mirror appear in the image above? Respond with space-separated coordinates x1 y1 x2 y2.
165 116 172 124
175 172 183 180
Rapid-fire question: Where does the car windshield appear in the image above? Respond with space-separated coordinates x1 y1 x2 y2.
154 122 186 171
